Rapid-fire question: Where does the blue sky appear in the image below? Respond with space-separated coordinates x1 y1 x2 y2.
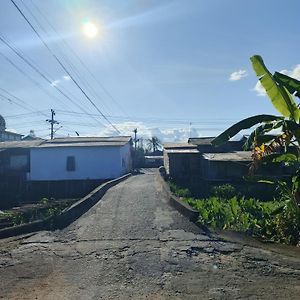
0 0 299 142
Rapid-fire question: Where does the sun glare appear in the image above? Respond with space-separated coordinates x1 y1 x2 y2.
82 22 99 39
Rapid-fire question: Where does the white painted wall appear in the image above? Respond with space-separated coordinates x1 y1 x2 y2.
29 145 131 181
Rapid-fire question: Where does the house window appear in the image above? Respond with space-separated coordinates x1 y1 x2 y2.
66 156 76 171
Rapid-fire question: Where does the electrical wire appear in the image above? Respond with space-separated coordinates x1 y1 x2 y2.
10 0 120 134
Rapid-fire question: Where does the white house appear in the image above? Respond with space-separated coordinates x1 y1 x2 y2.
28 136 132 181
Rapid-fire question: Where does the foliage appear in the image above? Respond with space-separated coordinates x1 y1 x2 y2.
210 184 237 199
1 199 76 227
146 136 162 152
187 194 300 245
212 55 300 153
168 181 191 198
250 55 300 121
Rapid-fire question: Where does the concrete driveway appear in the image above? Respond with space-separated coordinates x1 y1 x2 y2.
0 169 300 299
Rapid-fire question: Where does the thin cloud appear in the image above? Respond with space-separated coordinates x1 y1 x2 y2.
50 80 60 87
253 80 266 97
93 121 219 143
50 75 71 87
279 64 300 80
229 70 248 81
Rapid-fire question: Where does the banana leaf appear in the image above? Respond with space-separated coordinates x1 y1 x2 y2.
262 153 299 162
274 72 300 98
212 114 282 146
243 121 283 150
251 55 300 122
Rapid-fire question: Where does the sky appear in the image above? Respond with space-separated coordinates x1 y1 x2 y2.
0 0 299 143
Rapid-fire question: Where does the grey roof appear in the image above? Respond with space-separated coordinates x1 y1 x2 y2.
188 137 215 145
0 140 43 149
46 136 131 144
37 136 132 148
202 151 252 162
164 148 200 154
0 136 132 149
163 143 197 149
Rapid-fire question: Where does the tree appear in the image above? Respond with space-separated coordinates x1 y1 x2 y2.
212 55 300 170
212 55 300 231
147 136 162 153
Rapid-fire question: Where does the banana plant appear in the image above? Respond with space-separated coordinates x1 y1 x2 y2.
212 55 300 163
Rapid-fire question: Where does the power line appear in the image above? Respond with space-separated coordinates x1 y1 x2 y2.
0 34 105 127
28 0 131 119
10 0 120 134
0 49 73 112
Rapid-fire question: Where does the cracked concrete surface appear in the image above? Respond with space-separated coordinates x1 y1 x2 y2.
0 169 300 299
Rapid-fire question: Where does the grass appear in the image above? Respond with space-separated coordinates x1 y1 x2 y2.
169 182 300 245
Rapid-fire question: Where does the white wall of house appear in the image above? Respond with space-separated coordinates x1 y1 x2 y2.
29 145 131 181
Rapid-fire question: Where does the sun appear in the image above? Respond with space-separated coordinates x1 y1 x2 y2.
82 22 99 39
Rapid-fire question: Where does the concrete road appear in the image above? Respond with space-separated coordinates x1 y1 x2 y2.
0 170 300 299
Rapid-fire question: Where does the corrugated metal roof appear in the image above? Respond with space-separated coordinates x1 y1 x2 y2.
37 141 129 148
0 140 43 149
46 136 131 144
163 143 197 149
188 137 215 145
202 151 252 162
165 149 200 154
0 136 132 149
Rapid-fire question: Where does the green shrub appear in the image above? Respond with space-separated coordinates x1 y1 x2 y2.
211 184 236 199
167 181 191 198
186 196 299 245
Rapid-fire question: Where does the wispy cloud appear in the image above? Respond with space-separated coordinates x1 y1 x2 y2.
253 80 266 97
229 70 248 81
63 75 71 81
50 80 60 87
279 64 300 80
50 75 71 87
92 121 221 143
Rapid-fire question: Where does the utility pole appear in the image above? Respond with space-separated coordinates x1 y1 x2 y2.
133 128 138 153
133 128 138 170
46 109 59 139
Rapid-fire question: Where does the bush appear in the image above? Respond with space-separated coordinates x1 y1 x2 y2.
187 196 300 245
211 184 236 199
168 181 191 198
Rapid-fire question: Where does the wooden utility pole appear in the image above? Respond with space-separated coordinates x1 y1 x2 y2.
133 128 138 169
46 109 59 139
133 128 137 152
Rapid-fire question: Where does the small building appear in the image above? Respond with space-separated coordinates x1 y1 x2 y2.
0 136 132 181
163 143 200 180
0 115 23 142
0 140 42 177
29 136 132 181
0 136 133 205
163 137 250 183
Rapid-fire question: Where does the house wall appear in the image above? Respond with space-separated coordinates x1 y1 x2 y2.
168 153 200 179
200 160 249 181
29 145 131 181
119 143 132 174
163 151 170 174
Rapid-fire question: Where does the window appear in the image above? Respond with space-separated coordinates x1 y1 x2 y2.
66 156 76 171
